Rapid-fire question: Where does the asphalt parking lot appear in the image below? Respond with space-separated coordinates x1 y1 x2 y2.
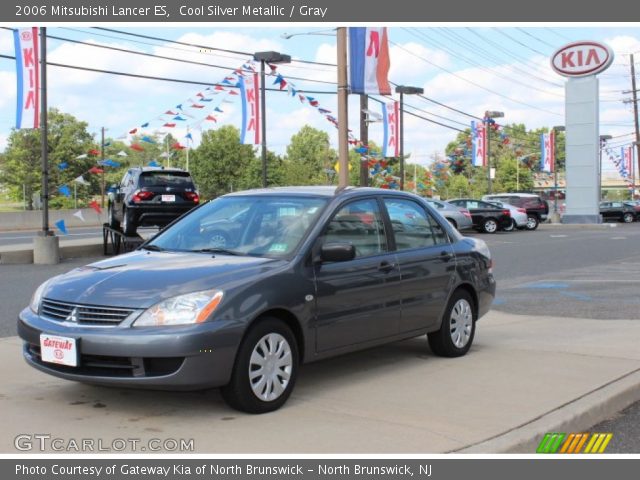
1 223 639 453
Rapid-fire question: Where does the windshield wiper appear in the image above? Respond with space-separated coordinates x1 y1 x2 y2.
192 248 241 256
140 244 165 252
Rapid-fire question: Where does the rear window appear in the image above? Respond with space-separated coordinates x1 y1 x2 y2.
140 171 194 188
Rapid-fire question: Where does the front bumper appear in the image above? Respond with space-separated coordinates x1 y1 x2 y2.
17 308 243 390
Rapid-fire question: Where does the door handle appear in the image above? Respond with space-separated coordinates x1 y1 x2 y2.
378 261 396 273
440 251 453 261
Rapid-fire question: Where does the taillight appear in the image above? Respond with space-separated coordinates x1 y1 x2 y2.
517 208 526 213
184 192 199 203
132 190 154 203
502 209 511 216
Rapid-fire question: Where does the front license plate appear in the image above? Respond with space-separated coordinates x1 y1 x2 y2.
40 334 78 367
161 195 175 202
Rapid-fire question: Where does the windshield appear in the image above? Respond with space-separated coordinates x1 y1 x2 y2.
147 195 328 257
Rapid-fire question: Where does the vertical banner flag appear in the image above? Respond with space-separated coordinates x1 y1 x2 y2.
622 146 633 178
349 27 391 95
382 101 399 158
13 27 40 129
540 131 555 173
238 73 260 145
471 121 487 167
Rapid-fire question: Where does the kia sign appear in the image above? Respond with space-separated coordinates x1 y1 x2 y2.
551 41 614 77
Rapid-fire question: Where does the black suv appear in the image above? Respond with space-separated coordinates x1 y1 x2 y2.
108 167 199 235
600 201 636 223
483 193 549 230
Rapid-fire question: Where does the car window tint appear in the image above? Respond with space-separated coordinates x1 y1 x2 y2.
323 199 387 258
140 172 194 188
612 202 623 208
467 201 479 209
384 199 447 250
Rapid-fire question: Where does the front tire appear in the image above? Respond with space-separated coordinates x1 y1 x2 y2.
221 318 298 414
525 214 539 230
428 290 476 357
622 212 634 223
108 203 120 229
122 207 137 236
502 219 516 232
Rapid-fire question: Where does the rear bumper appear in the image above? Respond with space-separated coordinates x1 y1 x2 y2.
17 308 243 390
127 204 195 227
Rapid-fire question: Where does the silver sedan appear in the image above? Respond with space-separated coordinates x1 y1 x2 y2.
427 199 474 231
486 200 528 231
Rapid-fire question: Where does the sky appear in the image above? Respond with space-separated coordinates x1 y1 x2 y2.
1 25 639 177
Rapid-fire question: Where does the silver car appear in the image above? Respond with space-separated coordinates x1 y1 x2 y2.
427 199 474 231
485 200 528 231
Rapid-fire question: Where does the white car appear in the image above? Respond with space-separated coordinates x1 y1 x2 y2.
485 200 528 231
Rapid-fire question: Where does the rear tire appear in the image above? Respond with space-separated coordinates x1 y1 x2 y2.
525 215 539 231
447 218 458 230
428 290 476 357
482 218 498 234
502 219 516 232
221 318 298 414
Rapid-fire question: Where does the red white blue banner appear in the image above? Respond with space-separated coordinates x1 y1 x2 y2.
13 27 40 129
622 146 633 178
382 101 399 158
348 27 391 95
540 131 555 173
238 73 260 145
471 121 486 167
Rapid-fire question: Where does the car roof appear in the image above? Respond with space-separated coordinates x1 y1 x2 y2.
131 167 190 173
223 186 425 200
485 193 539 198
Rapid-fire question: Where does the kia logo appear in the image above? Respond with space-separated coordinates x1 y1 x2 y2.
551 41 614 77
54 350 64 359
21 31 32 41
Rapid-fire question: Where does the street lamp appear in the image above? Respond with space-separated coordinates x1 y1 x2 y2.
552 125 565 220
395 85 424 190
485 110 504 194
253 51 291 188
280 29 336 39
599 134 612 201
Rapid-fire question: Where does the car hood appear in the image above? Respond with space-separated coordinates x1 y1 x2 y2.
43 251 287 309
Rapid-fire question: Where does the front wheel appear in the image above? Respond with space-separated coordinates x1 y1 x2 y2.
221 318 298 414
108 203 120 229
482 218 498 234
502 219 516 232
428 290 476 357
622 212 635 223
525 215 539 231
122 208 137 236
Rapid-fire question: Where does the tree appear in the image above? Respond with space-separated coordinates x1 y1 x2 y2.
0 109 97 209
283 125 335 185
190 126 257 199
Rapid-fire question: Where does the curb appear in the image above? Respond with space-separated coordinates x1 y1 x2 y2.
540 223 618 229
0 241 103 264
456 368 640 453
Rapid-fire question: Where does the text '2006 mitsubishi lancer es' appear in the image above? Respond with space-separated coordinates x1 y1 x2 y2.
19 186 495 413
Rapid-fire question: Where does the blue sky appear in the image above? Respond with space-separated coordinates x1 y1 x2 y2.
1 25 639 176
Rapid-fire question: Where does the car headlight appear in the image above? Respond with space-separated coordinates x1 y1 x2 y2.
29 278 56 313
133 290 224 327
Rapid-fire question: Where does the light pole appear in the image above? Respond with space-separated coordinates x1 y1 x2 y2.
552 125 565 221
599 134 612 201
485 110 504 194
395 85 424 190
280 29 336 40
253 51 291 188
336 28 350 189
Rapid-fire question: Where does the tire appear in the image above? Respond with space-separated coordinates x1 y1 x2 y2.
446 218 458 230
502 219 516 232
108 203 120 229
122 207 137 236
221 318 298 414
482 218 498 234
525 214 539 231
622 212 634 223
428 289 476 357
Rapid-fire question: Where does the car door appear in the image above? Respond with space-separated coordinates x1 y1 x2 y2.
600 202 612 220
114 171 132 220
313 198 402 352
383 198 455 333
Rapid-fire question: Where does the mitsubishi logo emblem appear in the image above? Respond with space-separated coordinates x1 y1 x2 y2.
66 307 79 323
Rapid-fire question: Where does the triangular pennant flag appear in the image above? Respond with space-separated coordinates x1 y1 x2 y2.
185 133 193 140
205 115 217 122
100 159 120 168
173 116 187 121
141 136 156 143
88 166 104 175
88 149 100 156
291 88 297 97
172 143 186 150
117 150 128 157
148 160 160 167
58 185 71 197
199 98 213 102
228 90 239 96
214 107 223 113
140 123 149 128
221 98 234 104
222 79 232 85
74 175 90 185
163 123 176 128
55 219 68 235
191 104 205 109
89 200 102 214
196 92 204 98
102 141 111 147
215 85 225 91
73 210 86 222
164 110 177 115
129 128 138 134
130 143 145 151
176 104 183 110
75 154 88 159
57 162 68 171
268 64 277 73
159 152 170 158
299 94 306 103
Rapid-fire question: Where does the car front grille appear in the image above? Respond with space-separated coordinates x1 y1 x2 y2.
41 298 136 326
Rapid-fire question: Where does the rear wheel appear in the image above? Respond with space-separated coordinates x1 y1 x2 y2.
122 208 137 236
502 219 516 232
446 218 458 230
221 318 298 414
525 214 539 231
622 212 634 223
428 290 476 357
482 218 498 234
108 202 120 229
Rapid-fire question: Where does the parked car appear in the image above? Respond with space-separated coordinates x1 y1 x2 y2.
600 201 636 223
482 193 549 230
485 200 528 231
623 201 640 217
19 186 495 414
447 198 512 233
426 199 474 231
107 167 200 235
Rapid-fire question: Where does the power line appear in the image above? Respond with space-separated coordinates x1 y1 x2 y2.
515 28 558 49
492 28 549 57
403 110 465 133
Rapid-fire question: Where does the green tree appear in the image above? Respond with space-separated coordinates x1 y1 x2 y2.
0 109 98 209
284 125 335 185
190 126 257 199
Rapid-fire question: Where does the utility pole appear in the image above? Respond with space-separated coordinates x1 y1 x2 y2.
100 126 106 208
631 54 640 197
40 27 49 234
359 95 369 187
337 27 349 189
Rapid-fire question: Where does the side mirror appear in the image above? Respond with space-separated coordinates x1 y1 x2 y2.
320 242 356 263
